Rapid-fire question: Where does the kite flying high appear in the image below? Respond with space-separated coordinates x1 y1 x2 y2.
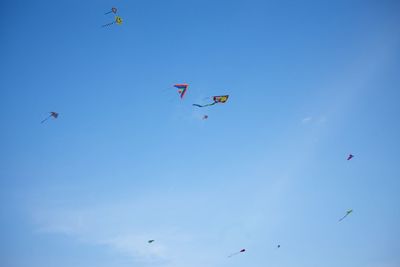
104 7 118 15
228 249 245 258
338 209 353 222
41 112 59 123
102 16 123 27
347 154 354 160
148 240 155 243
193 95 229 107
174 84 188 99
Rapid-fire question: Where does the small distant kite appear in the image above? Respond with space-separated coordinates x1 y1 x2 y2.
347 154 354 160
277 244 281 249
102 16 123 27
41 112 59 123
228 248 245 258
338 209 353 222
193 95 229 107
202 115 208 120
174 84 188 99
148 240 155 243
104 7 118 15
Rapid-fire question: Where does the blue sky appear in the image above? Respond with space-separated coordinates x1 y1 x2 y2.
1 0 400 267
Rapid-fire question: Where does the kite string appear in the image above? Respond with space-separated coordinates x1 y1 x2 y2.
102 21 115 27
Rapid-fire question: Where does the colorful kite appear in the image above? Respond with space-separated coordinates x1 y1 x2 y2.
347 154 354 160
41 112 59 123
104 7 118 15
228 249 245 258
148 240 155 243
174 84 188 99
102 16 123 27
193 95 229 107
338 209 353 222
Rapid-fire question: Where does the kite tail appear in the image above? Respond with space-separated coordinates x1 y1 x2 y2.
192 102 216 108
41 115 51 124
104 11 112 15
102 22 115 27
338 215 347 222
228 252 240 258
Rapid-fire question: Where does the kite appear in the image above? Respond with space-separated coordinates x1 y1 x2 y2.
193 95 229 107
202 115 208 120
277 245 281 249
148 240 155 243
347 154 354 160
102 16 123 27
41 112 59 123
173 84 188 99
228 249 245 258
338 209 353 222
104 7 118 15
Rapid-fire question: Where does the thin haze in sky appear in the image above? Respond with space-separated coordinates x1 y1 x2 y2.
1 1 400 267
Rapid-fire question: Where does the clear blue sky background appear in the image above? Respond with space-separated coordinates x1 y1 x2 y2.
1 0 400 267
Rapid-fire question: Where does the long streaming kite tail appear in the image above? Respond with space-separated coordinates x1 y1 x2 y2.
104 11 112 15
204 102 216 107
338 214 347 222
228 252 240 258
102 22 115 27
193 102 217 108
41 115 51 124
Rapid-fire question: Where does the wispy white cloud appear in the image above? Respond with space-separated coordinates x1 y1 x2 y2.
31 174 289 267
301 117 312 123
301 116 327 124
98 234 169 263
33 205 175 264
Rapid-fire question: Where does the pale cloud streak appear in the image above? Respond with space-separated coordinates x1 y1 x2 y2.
302 117 312 123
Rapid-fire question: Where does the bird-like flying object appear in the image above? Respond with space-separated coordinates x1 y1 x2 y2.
102 16 123 27
347 154 354 160
148 240 155 243
41 112 59 123
202 115 208 120
174 84 188 99
277 245 281 249
104 7 118 15
228 249 245 258
338 209 353 222
193 95 229 107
